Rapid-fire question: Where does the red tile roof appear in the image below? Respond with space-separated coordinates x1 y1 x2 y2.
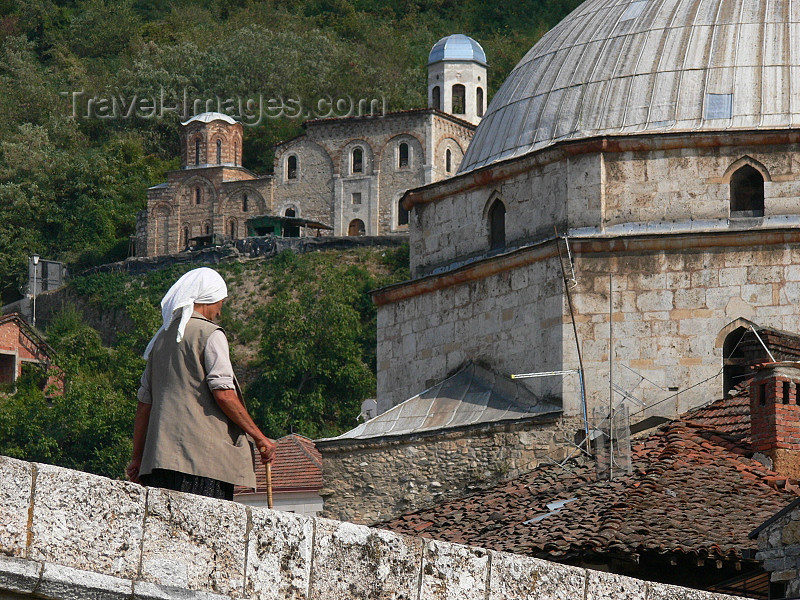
378 389 800 562
234 434 322 496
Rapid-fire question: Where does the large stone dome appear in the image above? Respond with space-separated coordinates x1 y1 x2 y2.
459 0 800 173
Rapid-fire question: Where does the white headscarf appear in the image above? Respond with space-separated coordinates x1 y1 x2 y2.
143 267 228 359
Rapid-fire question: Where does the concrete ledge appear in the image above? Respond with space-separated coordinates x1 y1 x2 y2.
0 456 744 600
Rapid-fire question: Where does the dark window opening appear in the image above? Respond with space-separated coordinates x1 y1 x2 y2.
195 139 200 166
730 164 764 217
182 226 189 247
432 86 441 111
477 87 484 117
204 223 211 235
242 194 248 212
783 381 791 405
760 382 767 406
216 139 222 164
452 84 465 115
287 155 298 180
446 149 452 173
285 207 296 217
489 200 506 251
723 326 749 396
398 198 409 226
352 192 362 205
234 142 238 166
348 219 366 236
195 188 201 205
230 220 236 239
0 353 16 385
352 148 363 174
399 143 409 168
284 207 299 236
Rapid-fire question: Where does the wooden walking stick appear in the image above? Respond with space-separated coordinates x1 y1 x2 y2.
266 463 273 509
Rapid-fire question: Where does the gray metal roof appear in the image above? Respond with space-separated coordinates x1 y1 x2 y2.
181 112 238 126
318 362 561 442
459 0 800 174
428 34 487 66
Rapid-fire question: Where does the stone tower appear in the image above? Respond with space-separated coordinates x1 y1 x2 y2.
427 34 487 126
179 112 243 169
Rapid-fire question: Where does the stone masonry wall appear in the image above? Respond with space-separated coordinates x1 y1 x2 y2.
0 455 741 600
318 418 573 525
756 504 800 598
377 234 800 419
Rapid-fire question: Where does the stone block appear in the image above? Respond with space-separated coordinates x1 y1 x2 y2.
246 507 313 600
309 518 421 600
0 456 33 558
38 562 133 600
30 463 146 580
420 539 489 600
134 580 231 600
0 555 41 594
585 569 647 600
488 551 585 600
140 488 247 596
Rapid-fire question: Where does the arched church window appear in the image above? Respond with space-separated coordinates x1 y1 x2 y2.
399 143 409 169
204 223 211 235
216 139 222 165
730 165 764 217
348 219 366 236
352 147 363 174
195 138 200 166
242 194 248 212
182 226 189 248
446 149 452 173
287 155 298 180
722 326 749 396
432 86 441 111
452 84 465 115
477 87 484 117
229 219 237 239
488 199 506 251
195 188 201 205
398 198 409 226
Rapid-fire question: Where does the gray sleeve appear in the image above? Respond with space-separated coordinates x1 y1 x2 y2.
137 357 153 404
204 329 235 390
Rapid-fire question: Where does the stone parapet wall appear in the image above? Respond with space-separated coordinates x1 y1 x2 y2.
318 417 575 525
0 455 741 600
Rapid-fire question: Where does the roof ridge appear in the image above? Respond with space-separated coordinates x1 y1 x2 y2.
289 434 322 469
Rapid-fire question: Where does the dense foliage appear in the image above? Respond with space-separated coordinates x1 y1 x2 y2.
0 0 580 301
0 247 408 477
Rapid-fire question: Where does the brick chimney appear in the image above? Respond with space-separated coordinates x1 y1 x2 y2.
750 363 800 479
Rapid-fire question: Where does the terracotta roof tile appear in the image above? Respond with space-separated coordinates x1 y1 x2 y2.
378 389 800 562
234 434 322 496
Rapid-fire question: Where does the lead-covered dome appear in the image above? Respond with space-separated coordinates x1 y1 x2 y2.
428 34 487 66
459 0 800 173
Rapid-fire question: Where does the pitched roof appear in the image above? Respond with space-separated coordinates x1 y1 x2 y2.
317 362 561 443
235 434 322 496
378 388 800 562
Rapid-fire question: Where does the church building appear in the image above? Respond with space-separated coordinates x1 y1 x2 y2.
135 34 485 255
374 0 800 433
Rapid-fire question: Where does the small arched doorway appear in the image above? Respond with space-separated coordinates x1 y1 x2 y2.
348 219 366 237
722 326 749 396
284 207 300 237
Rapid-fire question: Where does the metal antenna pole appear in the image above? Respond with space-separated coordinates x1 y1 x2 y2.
554 227 590 450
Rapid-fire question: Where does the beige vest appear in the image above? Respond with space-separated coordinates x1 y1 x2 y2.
140 315 256 487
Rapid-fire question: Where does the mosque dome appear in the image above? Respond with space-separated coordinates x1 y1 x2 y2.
428 34 487 66
181 112 238 126
459 0 800 173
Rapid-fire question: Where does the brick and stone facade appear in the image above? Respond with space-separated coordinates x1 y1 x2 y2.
751 363 800 481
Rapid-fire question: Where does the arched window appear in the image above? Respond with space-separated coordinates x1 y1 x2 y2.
234 142 238 166
445 149 452 173
722 326 749 396
398 198 409 226
730 164 764 217
284 207 299 237
242 194 248 212
216 139 222 165
195 138 200 166
285 207 296 217
348 219 366 236
452 84 466 115
352 147 363 174
182 226 189 248
204 223 211 235
195 188 201 205
229 220 237 239
432 86 441 111
399 143 409 168
488 200 506 251
477 87 484 117
287 155 298 180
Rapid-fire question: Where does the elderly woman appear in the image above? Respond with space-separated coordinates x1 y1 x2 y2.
126 267 274 500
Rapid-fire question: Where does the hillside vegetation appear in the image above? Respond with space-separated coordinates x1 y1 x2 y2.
0 0 581 301
0 246 409 477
